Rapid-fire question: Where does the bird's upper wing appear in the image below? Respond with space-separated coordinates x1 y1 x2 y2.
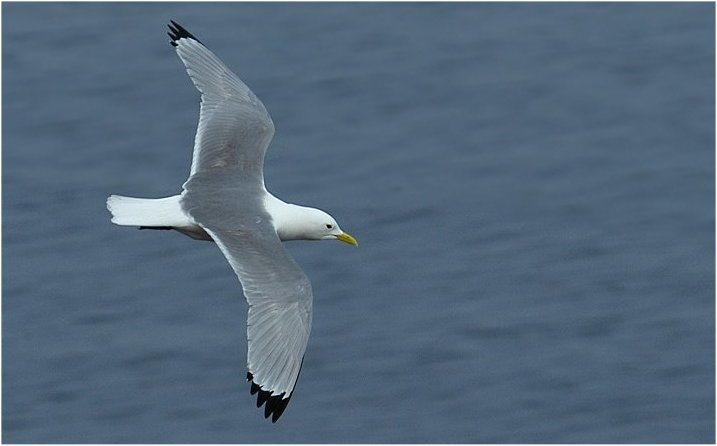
168 21 275 182
182 177 312 423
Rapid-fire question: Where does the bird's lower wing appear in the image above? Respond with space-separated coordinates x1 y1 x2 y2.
200 224 313 422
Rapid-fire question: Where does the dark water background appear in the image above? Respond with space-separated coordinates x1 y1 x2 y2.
3 3 714 443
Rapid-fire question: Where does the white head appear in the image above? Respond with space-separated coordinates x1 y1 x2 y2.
274 204 358 246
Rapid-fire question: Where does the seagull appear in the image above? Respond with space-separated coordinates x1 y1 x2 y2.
106 21 357 423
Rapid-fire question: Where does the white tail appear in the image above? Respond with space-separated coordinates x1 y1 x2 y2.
106 195 189 228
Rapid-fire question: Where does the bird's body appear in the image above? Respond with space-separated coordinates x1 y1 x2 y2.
108 189 342 242
107 21 356 423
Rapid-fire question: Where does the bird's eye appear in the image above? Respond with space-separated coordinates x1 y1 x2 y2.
326 224 333 229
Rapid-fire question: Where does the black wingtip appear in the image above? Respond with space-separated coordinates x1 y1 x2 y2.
247 371 294 423
271 395 291 422
257 389 271 408
264 392 289 421
167 20 201 46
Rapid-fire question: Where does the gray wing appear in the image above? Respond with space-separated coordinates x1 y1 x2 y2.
182 180 312 423
168 21 275 180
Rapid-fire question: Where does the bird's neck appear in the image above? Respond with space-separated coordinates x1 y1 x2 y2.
263 193 314 241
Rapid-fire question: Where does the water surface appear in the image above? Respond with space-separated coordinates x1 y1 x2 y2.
3 3 714 443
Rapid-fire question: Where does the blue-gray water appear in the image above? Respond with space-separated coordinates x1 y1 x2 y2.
3 3 714 443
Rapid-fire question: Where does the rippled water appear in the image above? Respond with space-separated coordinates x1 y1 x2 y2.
3 3 714 443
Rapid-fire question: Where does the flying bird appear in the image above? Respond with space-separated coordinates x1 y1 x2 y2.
107 21 357 423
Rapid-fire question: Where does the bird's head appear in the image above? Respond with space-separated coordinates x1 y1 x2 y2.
302 208 358 246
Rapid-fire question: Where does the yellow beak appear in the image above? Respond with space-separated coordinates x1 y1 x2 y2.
336 232 358 247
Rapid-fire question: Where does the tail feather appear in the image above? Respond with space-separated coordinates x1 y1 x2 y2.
106 195 188 228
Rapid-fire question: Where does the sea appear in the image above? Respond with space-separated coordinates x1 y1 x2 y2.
3 2 714 443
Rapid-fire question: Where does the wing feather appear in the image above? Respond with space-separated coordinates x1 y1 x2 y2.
195 222 312 423
168 22 275 179
173 21 307 423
